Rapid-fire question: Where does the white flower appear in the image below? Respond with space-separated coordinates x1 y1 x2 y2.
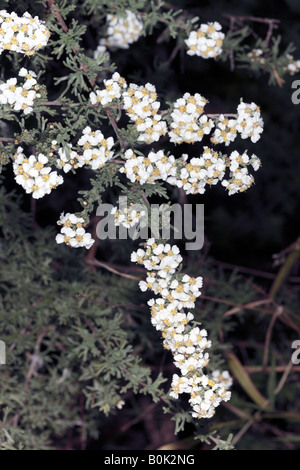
77 126 114 169
120 149 176 185
185 22 225 59
0 68 40 116
0 10 50 56
211 115 238 146
122 82 167 144
56 213 94 249
131 239 233 421
12 148 63 199
90 72 127 106
101 10 143 50
236 101 264 143
168 93 211 144
56 145 83 173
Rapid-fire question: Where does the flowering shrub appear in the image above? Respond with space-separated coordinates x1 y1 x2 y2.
0 0 300 452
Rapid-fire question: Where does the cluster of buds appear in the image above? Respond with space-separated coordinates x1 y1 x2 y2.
131 239 232 419
247 48 266 65
0 68 40 115
0 10 50 56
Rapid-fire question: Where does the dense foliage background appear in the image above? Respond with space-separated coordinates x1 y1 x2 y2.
0 0 300 450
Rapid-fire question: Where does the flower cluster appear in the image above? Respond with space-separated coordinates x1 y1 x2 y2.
119 149 177 184
131 239 231 419
0 68 40 115
77 126 115 170
120 146 260 196
210 114 238 146
123 82 167 143
111 204 146 229
166 148 226 195
285 54 300 75
100 10 143 50
12 147 63 199
168 93 213 144
56 213 95 249
185 22 225 59
247 48 266 65
0 10 50 56
222 150 261 195
171 372 231 419
93 44 110 60
90 70 264 160
211 370 233 390
236 101 264 143
54 143 83 173
90 72 127 106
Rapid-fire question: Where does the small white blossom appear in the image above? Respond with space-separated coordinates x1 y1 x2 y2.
0 10 50 56
56 213 94 249
185 22 225 59
13 147 63 199
100 10 143 50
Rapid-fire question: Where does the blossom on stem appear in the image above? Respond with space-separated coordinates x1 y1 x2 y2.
131 238 232 419
0 10 50 56
0 68 40 115
123 82 167 143
77 126 115 170
56 213 94 249
168 93 213 144
185 22 225 59
12 147 63 199
100 10 143 50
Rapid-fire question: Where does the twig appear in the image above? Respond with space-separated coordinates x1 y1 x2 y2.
0 137 15 142
245 365 300 374
212 259 300 283
86 257 142 281
223 14 280 27
262 306 283 368
47 0 68 33
39 100 63 106
232 358 295 446
207 113 237 118
105 109 126 149
274 360 294 395
270 237 300 298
